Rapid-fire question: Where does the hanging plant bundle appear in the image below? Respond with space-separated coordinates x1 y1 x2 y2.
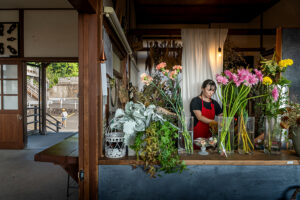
131 121 186 177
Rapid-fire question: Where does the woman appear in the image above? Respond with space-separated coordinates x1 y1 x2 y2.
190 79 222 140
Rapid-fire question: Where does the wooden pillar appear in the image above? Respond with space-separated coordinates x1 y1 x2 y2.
41 63 47 135
78 13 99 200
275 27 282 62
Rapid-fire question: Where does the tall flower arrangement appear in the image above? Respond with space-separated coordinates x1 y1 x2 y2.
259 56 293 153
216 68 265 155
140 62 193 154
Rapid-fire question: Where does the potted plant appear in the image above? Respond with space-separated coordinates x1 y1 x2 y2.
109 101 164 156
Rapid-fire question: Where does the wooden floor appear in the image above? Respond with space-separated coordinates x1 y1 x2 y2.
34 133 300 167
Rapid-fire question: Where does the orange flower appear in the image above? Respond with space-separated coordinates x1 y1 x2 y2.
169 70 177 80
156 62 167 70
173 65 182 70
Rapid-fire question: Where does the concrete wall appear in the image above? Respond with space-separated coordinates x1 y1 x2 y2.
99 165 300 200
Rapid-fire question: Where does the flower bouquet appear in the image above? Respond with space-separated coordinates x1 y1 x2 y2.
141 62 193 154
259 57 293 154
216 68 265 156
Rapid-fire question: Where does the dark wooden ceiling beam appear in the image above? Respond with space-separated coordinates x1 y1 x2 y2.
134 0 277 6
134 0 280 24
130 29 276 37
67 0 97 13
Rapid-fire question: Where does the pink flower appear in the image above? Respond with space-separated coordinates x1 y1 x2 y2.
156 62 166 70
224 70 233 80
173 65 182 70
169 70 177 80
248 74 259 86
140 73 147 81
254 69 263 82
216 74 229 85
140 73 153 85
272 86 279 102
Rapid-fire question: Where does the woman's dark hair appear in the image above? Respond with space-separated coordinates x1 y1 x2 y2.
200 79 216 96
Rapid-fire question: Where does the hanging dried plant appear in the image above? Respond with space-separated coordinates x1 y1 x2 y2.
145 40 182 74
223 37 247 70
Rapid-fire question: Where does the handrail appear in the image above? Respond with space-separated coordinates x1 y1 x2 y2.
26 106 61 133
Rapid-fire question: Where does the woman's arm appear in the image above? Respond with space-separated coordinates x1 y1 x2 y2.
193 110 215 124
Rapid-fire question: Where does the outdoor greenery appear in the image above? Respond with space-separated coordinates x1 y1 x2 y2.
47 63 78 88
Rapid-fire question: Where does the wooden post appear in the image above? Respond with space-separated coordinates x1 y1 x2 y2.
275 27 282 62
34 105 37 131
78 13 99 200
41 63 47 135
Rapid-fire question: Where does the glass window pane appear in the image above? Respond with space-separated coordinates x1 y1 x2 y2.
3 80 18 94
3 65 18 79
0 81 1 94
3 96 18 110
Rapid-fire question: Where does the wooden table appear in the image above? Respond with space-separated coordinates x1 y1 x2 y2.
34 134 79 182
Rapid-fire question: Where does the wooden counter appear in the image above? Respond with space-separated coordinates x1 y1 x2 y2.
98 150 300 165
34 134 300 169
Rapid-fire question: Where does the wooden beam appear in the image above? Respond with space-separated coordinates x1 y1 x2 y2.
134 0 277 5
130 29 276 37
78 13 99 200
18 10 24 58
67 0 97 13
0 57 78 62
275 27 282 62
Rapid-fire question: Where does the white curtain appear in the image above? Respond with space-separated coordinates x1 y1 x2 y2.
181 28 228 117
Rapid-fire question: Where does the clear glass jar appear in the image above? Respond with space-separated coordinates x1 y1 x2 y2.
217 116 234 156
238 117 255 154
264 116 282 154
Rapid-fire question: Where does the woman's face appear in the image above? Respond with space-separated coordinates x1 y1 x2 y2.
202 85 216 99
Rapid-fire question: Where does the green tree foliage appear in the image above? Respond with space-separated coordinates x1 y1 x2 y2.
47 63 78 88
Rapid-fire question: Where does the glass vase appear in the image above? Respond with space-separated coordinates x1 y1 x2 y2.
238 117 255 154
217 117 234 156
178 116 194 154
264 116 282 154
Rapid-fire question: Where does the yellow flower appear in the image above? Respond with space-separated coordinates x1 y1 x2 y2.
278 60 287 68
278 59 293 68
263 76 273 85
286 59 293 66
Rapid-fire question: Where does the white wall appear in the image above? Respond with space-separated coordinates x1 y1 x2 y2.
24 10 78 57
0 10 18 22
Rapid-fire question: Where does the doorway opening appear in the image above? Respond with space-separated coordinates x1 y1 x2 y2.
25 62 79 149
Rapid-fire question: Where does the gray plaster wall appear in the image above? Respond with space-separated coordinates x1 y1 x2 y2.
99 165 300 200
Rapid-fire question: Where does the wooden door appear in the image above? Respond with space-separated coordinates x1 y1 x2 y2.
0 62 24 149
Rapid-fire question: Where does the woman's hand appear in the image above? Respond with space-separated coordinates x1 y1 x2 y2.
209 120 218 133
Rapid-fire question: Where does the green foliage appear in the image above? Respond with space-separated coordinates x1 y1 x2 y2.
131 121 186 177
46 63 78 88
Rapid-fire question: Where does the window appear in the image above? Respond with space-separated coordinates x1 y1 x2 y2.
0 64 18 110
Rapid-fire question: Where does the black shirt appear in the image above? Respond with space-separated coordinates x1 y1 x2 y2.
190 96 222 127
